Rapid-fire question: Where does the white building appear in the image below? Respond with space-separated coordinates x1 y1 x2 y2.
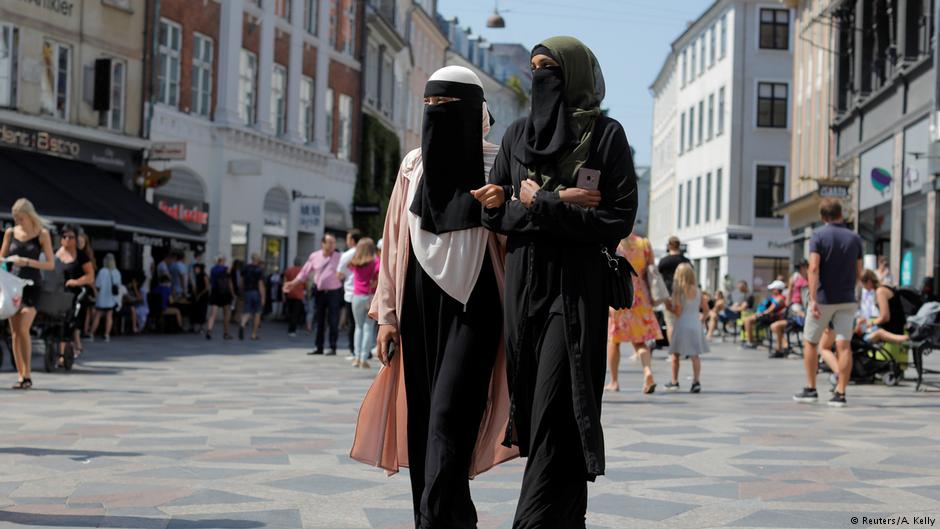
649 53 678 255
150 0 360 271
652 0 794 293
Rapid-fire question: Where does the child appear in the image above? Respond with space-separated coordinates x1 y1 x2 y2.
665 263 710 393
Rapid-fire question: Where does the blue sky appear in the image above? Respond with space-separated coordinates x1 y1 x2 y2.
435 0 716 166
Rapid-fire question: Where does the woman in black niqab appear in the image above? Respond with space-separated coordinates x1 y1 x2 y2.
475 36 638 529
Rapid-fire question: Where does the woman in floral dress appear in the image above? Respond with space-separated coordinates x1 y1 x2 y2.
606 231 663 393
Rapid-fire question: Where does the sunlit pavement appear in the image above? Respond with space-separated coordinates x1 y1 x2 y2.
0 326 938 529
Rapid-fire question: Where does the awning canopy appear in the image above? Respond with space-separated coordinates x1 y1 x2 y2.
0 147 204 243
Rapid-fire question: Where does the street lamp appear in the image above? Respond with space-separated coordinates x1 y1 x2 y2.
486 0 506 28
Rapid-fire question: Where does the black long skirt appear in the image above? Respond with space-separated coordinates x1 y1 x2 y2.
400 244 502 529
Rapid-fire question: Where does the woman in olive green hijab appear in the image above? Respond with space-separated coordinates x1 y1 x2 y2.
475 36 638 528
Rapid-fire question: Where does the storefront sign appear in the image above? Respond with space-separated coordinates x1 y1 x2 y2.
19 0 75 16
352 203 381 215
150 142 187 161
154 195 209 234
859 137 895 211
298 199 323 233
231 223 248 245
728 232 753 241
901 250 914 287
818 184 851 199
263 212 288 237
0 122 138 172
131 232 204 252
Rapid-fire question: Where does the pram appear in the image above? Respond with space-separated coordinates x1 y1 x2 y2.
907 301 940 391
34 289 83 372
847 287 925 387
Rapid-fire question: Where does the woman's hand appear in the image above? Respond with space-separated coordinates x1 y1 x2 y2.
282 280 294 293
519 179 540 208
470 184 505 209
8 256 28 267
559 188 602 208
65 279 79 288
376 324 400 366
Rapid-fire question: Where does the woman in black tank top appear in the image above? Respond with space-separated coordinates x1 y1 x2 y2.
0 199 55 389
860 269 910 345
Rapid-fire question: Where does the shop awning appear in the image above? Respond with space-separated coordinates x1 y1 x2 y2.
0 147 204 243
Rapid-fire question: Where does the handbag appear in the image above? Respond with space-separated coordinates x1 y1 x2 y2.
647 264 669 305
110 269 120 297
602 246 634 310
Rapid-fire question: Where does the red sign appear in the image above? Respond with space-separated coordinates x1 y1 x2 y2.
155 196 209 233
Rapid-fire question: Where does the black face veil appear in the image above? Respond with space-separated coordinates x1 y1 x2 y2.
409 79 486 235
521 46 570 167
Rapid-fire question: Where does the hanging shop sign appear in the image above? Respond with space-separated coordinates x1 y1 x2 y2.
149 142 187 161
153 194 209 234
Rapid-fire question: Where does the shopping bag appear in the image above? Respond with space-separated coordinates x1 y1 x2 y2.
0 266 32 320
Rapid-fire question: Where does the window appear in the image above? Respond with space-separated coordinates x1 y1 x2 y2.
0 24 16 107
690 42 696 79
380 55 394 117
275 0 291 19
699 34 706 73
344 0 357 55
325 87 334 150
709 25 716 66
680 50 686 86
679 111 686 154
157 19 181 107
759 8 789 50
716 168 722 220
697 100 704 145
300 76 314 143
191 33 213 117
717 86 725 135
99 60 125 131
755 165 785 218
238 50 257 126
338 93 352 160
705 172 712 221
688 106 694 150
720 14 727 58
757 82 788 128
271 64 287 135
707 93 714 140
329 0 338 47
685 181 692 227
677 184 684 228
40 40 70 119
304 0 318 34
695 175 702 225
715 169 721 220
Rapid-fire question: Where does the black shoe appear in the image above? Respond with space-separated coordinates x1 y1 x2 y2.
238 327 244 340
664 381 679 392
326 349 337 356
690 381 701 393
828 392 847 408
793 387 818 403
308 349 324 355
768 351 786 359
205 332 212 340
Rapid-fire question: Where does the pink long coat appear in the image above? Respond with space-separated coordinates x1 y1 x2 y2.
348 148 518 477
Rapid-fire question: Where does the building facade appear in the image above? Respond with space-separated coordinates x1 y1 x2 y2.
146 0 362 272
401 0 446 152
828 0 938 289
649 52 678 253
654 0 794 294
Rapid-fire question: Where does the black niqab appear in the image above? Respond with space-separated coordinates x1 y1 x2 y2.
521 49 571 167
409 80 486 234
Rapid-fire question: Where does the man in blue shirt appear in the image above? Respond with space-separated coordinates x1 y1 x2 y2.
795 198 863 408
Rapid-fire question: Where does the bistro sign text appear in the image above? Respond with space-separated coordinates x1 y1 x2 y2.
1 124 80 158
19 0 75 16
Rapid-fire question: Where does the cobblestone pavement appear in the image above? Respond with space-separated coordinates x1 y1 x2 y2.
0 325 938 529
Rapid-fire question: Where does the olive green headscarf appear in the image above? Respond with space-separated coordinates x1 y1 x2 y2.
523 36 606 191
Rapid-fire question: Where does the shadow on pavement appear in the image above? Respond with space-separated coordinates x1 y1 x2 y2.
0 511 264 528
0 447 143 460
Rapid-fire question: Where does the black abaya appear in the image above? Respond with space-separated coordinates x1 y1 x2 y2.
400 243 502 529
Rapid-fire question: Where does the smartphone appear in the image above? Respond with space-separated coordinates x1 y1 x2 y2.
576 168 601 190
386 341 397 362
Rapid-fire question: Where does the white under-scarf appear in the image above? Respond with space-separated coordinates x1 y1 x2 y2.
406 66 496 305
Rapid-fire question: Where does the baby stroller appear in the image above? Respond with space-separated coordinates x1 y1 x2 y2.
850 335 903 386
32 265 87 372
907 301 940 391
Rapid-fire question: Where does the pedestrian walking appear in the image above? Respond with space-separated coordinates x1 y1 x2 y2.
230 259 244 325
283 234 343 355
77 231 97 338
0 199 55 389
56 225 95 360
351 65 516 528
794 198 862 408
283 257 306 337
348 238 379 368
479 39 637 528
337 229 363 358
190 262 209 333
238 254 265 341
205 256 234 340
664 263 709 392
606 232 662 394
90 253 121 342
658 236 691 340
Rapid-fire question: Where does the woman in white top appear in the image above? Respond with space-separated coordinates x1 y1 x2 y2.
90 253 121 342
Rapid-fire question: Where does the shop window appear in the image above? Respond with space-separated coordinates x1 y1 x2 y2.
272 64 287 136
0 24 17 107
300 76 315 143
157 19 181 107
759 8 789 50
191 33 213 118
98 60 125 131
755 165 785 219
231 223 249 263
239 50 257 126
41 40 71 119
757 82 787 128
901 194 927 287
337 93 352 160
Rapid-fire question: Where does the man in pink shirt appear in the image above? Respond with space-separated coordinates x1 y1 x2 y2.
283 233 343 355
